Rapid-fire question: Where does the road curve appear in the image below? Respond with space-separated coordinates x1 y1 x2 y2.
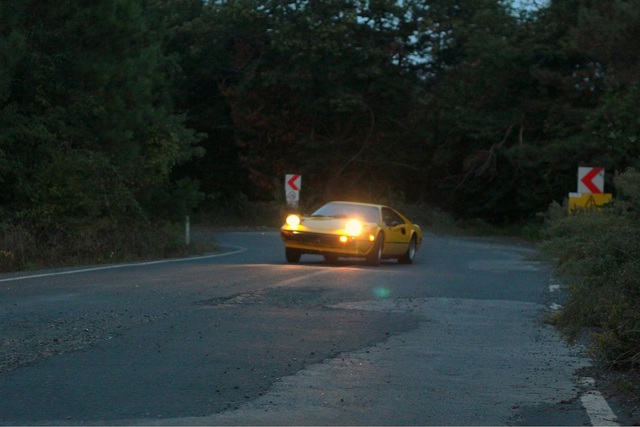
0 230 622 425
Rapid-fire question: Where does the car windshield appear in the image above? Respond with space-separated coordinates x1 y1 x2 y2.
311 202 381 223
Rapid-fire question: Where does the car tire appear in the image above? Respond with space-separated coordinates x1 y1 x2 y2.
365 233 383 266
398 235 417 264
286 248 301 263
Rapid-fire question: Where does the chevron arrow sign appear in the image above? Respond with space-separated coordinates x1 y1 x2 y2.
578 167 604 194
285 174 301 207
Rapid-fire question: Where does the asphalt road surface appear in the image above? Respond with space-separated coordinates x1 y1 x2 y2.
0 230 623 425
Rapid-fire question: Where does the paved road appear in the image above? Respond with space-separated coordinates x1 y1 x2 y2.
0 231 621 425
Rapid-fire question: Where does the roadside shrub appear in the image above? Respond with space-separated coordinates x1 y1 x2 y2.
0 147 212 273
540 168 640 369
0 223 36 271
0 219 203 273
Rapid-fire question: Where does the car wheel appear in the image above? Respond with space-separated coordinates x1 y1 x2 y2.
286 248 301 263
365 233 383 266
398 235 417 264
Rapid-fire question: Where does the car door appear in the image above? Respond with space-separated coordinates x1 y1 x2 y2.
381 207 411 255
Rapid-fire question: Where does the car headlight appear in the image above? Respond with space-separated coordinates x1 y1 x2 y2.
286 214 301 227
345 219 363 236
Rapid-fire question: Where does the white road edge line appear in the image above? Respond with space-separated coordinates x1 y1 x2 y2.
580 377 620 426
0 246 247 283
549 303 562 311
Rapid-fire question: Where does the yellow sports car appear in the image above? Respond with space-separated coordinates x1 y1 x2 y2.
280 201 423 265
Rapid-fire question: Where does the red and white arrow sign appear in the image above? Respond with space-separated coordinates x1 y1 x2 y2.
578 167 604 194
285 174 301 207
286 174 301 191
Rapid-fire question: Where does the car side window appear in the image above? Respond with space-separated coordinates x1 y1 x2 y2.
382 208 405 226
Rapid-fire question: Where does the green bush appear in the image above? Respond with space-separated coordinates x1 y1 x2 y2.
540 168 640 368
0 223 35 271
0 219 207 272
0 143 216 272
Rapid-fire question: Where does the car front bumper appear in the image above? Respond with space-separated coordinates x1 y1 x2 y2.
280 230 375 257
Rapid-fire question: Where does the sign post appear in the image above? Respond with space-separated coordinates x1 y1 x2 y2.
285 174 301 208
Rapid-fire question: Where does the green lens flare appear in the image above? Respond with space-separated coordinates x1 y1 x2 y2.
373 287 391 298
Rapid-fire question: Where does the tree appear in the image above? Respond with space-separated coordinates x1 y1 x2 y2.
415 0 540 220
411 0 640 222
0 0 202 266
176 0 431 209
158 0 250 211
573 0 640 173
505 0 640 218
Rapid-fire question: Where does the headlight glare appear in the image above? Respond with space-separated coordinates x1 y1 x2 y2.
345 219 363 236
286 214 301 227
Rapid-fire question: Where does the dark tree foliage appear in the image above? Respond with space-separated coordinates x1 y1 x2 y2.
2 0 640 243
415 0 640 222
169 0 432 210
418 0 533 220
572 1 640 172
170 0 640 223
0 0 202 232
159 0 253 208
